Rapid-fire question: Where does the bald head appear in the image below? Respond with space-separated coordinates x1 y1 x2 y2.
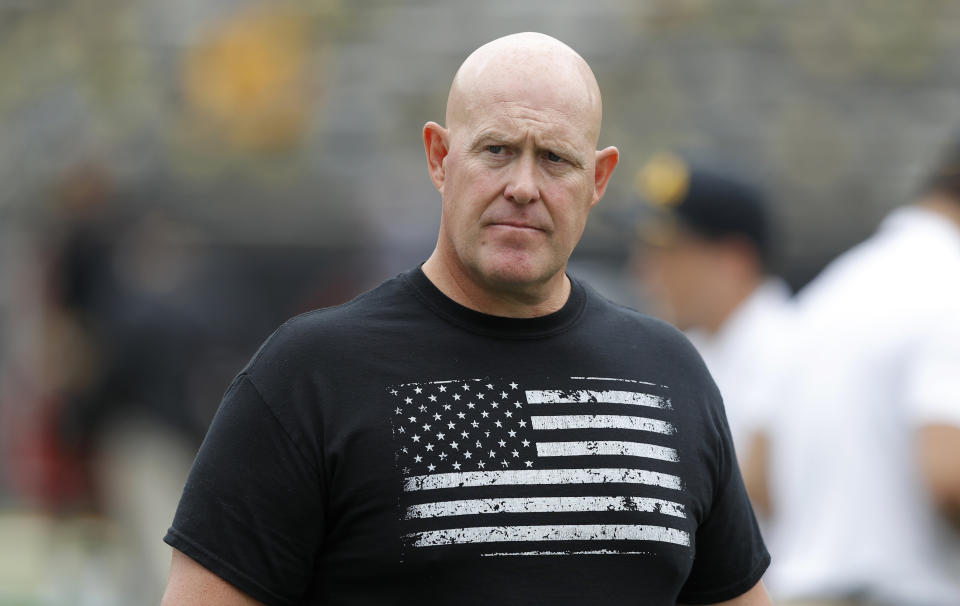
445 33 604 145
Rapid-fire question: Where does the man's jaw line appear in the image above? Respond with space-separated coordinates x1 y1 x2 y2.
423 243 570 318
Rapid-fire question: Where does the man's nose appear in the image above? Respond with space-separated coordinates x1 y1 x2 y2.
503 154 541 205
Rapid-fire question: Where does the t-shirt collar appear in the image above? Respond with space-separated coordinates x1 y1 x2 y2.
402 264 587 340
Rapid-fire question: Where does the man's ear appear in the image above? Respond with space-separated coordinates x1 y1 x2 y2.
590 146 619 207
423 121 449 192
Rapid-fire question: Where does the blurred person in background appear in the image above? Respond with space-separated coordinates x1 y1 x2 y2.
59 209 212 600
161 33 771 606
631 154 792 489
45 169 217 600
0 165 211 602
750 135 960 606
3 164 119 512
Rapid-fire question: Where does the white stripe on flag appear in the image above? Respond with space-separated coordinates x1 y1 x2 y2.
570 376 664 388
407 524 690 547
536 441 679 462
403 468 682 492
482 549 653 557
405 496 686 519
531 414 674 435
525 390 669 409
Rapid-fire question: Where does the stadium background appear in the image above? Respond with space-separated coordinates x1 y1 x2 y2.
1 1 959 603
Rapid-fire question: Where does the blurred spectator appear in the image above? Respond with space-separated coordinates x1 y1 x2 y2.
2 164 121 511
631 153 793 477
29 168 209 599
754 136 960 605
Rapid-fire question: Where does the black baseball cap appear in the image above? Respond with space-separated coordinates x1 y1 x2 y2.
635 152 772 264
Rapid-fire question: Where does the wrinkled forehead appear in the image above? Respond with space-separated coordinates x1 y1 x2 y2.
446 45 602 145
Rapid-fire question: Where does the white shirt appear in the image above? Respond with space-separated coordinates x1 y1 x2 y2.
765 207 960 606
687 278 794 460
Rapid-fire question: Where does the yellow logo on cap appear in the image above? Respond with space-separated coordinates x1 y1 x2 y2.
635 153 690 208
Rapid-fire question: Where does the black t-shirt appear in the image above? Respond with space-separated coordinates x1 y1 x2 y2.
165 267 769 606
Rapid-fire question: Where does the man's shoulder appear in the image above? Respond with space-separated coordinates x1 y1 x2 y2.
580 281 705 363
578 282 723 419
288 273 411 327
581 281 690 335
243 272 416 371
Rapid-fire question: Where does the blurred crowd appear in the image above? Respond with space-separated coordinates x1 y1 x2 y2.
2 1 960 605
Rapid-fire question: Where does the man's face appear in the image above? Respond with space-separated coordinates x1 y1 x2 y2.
635 232 725 331
436 94 604 292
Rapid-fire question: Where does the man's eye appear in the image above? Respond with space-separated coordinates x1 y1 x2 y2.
487 145 504 154
546 151 564 163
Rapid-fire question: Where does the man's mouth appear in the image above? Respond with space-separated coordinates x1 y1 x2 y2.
489 221 543 232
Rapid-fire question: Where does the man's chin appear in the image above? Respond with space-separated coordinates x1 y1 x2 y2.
472 255 559 291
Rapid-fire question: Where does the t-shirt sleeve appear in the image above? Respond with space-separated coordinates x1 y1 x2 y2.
677 396 770 605
164 373 325 606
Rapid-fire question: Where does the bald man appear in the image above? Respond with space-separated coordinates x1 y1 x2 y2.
161 33 771 606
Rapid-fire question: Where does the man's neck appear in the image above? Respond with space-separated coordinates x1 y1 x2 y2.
421 252 571 318
700 275 763 336
917 193 960 230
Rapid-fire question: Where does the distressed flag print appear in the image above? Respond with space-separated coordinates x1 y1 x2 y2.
388 376 689 558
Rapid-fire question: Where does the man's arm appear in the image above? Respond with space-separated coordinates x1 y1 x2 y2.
740 431 772 517
161 549 265 606
918 423 960 532
679 580 772 606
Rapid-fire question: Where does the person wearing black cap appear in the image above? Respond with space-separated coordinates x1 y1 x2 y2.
632 153 793 477
755 137 960 606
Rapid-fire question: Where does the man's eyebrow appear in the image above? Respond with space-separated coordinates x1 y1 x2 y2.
469 130 521 150
469 130 587 167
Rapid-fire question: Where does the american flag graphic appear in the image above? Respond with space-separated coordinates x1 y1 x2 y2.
388 376 689 557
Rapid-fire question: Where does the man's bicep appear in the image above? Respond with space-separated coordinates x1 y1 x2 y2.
162 549 265 606
678 580 771 606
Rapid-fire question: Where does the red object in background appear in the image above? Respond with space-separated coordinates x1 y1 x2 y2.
4 393 93 511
